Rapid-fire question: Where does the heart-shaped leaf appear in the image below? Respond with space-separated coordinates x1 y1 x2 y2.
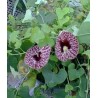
42 66 67 87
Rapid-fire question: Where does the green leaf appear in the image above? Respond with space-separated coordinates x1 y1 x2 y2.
24 28 32 38
34 95 46 98
77 68 85 78
68 69 78 81
79 75 87 91
7 88 16 98
53 89 66 98
57 16 70 27
77 13 90 45
22 9 34 23
38 36 54 47
18 86 32 98
21 40 33 51
30 27 45 43
45 12 57 24
68 68 85 81
9 31 22 49
56 8 65 19
9 31 19 43
79 90 86 98
8 14 15 26
65 84 73 92
68 63 75 69
23 72 36 88
7 50 12 55
56 7 73 19
34 86 42 96
37 11 57 24
35 0 47 5
56 69 67 84
34 86 46 98
82 50 90 58
79 45 84 54
64 0 69 3
62 60 71 67
40 84 47 90
7 55 19 72
72 25 79 36
80 0 90 6
26 0 36 8
16 96 22 98
15 40 22 49
41 24 51 33
65 95 76 98
50 55 58 62
42 67 67 87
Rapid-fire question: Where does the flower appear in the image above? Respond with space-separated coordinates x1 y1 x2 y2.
24 45 51 70
55 31 79 61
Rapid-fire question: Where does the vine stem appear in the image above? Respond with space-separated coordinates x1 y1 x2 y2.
9 52 26 55
8 45 26 55
85 75 89 98
76 57 89 98
14 69 31 97
15 69 31 88
67 77 69 84
39 13 45 24
77 33 89 36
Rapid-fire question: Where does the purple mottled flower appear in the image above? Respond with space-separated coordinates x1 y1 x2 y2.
24 45 51 70
55 31 79 61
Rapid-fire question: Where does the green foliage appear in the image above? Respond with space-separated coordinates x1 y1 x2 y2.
23 72 36 88
57 16 70 27
7 0 90 97
56 7 74 20
30 27 45 43
65 84 73 92
82 50 90 58
8 15 16 26
42 65 67 87
9 31 22 49
18 86 33 98
65 95 76 98
7 55 19 72
15 40 22 49
38 35 55 47
36 10 57 24
7 88 16 98
24 28 32 38
9 31 19 43
53 89 66 98
22 9 34 23
21 40 33 51
68 63 75 69
26 0 36 8
77 13 90 45
50 55 58 62
79 45 84 53
62 60 71 67
68 68 85 81
41 24 51 33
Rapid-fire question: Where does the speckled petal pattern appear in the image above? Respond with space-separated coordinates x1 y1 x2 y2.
55 31 79 61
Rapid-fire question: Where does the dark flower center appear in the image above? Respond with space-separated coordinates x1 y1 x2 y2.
60 39 71 52
33 52 41 61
